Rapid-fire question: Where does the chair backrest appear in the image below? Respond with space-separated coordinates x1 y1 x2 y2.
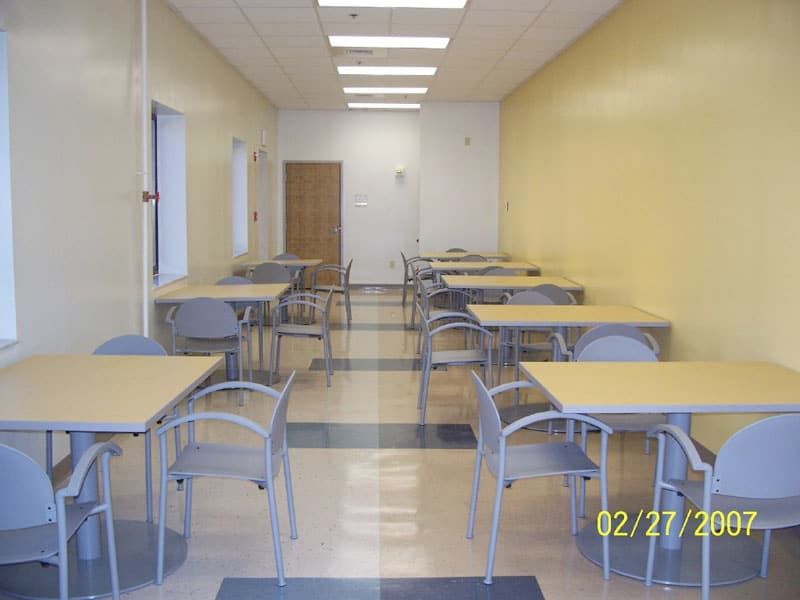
713 414 800 498
273 253 299 260
446 247 466 252
174 297 238 338
0 443 56 529
529 283 574 305
216 275 252 286
460 254 487 262
505 290 555 306
572 324 651 359
93 334 167 356
471 372 502 455
574 334 658 362
342 258 353 285
251 262 291 283
269 372 296 453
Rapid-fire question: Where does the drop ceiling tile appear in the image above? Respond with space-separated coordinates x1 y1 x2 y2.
471 0 547 9
223 49 278 65
390 8 464 25
208 34 266 48
456 24 527 39
446 36 514 52
194 22 257 36
238 0 313 6
322 21 391 35
537 9 603 29
548 0 620 14
275 56 334 69
523 25 583 41
170 0 235 8
262 35 328 48
178 6 246 23
496 55 549 72
241 7 317 21
385 48 446 62
268 45 330 58
462 10 539 27
318 7 391 22
253 20 322 35
388 23 457 36
511 36 570 55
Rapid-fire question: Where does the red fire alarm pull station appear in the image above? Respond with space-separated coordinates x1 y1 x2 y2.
253 211 258 222
253 152 257 162
142 191 159 203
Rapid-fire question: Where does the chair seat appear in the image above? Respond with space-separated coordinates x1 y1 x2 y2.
176 336 240 354
274 323 323 337
0 502 94 564
431 349 488 366
670 480 800 530
169 443 281 483
485 442 599 481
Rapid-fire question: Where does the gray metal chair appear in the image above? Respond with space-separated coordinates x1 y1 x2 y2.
466 374 611 584
311 258 353 326
273 253 303 291
166 297 253 382
551 322 660 361
646 414 800 600
155 376 298 587
414 286 475 353
417 311 493 426
0 441 122 600
401 253 431 308
446 247 466 252
270 292 334 386
459 254 487 262
251 262 292 285
474 266 523 303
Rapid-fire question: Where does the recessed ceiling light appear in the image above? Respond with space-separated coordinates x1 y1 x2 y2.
329 36 449 49
338 66 437 76
348 102 421 110
343 87 428 94
320 1 466 8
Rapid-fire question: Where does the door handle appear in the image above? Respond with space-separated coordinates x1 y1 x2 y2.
329 225 342 234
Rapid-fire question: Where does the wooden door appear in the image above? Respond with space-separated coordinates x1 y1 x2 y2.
285 162 342 286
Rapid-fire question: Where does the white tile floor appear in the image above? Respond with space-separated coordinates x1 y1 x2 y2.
97 289 800 598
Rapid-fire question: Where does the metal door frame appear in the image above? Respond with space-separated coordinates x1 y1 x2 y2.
282 160 343 262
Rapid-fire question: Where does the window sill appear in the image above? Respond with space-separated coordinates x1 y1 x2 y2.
153 273 186 289
0 338 18 351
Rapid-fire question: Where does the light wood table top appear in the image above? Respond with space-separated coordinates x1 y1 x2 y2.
154 283 289 304
420 251 510 261
444 275 583 292
242 259 323 269
519 361 800 414
431 261 540 273
467 304 669 328
0 354 221 432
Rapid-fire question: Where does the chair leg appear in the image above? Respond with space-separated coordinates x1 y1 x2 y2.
600 471 610 581
402 278 408 307
156 472 169 584
183 478 193 539
760 529 772 578
345 289 352 326
269 333 278 386
418 357 431 426
104 504 121 600
323 333 332 387
569 474 578 535
57 525 69 600
144 432 153 523
283 453 298 539
173 407 184 491
46 431 53 481
266 480 287 586
645 484 663 586
484 471 506 585
466 450 482 539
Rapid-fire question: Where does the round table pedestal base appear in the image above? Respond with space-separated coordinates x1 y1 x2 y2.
0 520 187 600
576 522 762 587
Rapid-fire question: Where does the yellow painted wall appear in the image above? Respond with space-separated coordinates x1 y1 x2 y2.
499 0 800 452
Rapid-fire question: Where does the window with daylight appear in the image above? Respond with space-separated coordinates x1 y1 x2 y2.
231 138 248 257
0 32 17 345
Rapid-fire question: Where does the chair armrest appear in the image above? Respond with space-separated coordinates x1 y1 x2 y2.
426 311 478 325
187 379 282 412
643 332 661 356
649 424 711 474
157 411 271 439
238 305 253 330
56 442 122 499
502 410 613 437
547 332 573 360
429 321 493 339
165 305 178 325
487 379 540 397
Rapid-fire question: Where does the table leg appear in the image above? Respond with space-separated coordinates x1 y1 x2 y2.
258 300 265 371
70 431 101 560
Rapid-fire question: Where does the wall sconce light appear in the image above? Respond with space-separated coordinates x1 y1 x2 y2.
395 165 406 178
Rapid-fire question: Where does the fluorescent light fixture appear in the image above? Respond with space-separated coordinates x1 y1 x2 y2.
329 35 449 49
348 102 421 110
343 87 428 94
338 66 437 76
320 1 466 8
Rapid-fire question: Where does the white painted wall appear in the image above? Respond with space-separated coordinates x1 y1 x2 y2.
0 0 277 464
278 110 420 284
418 102 500 253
